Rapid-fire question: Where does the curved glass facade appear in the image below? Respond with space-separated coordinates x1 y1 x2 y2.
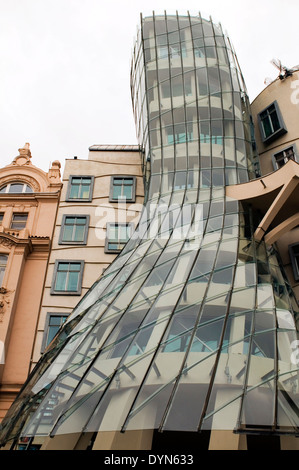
1 12 299 447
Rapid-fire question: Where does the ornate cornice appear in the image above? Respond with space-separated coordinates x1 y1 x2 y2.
0 174 40 192
0 235 17 249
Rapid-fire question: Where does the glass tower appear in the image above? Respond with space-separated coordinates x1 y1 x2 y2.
1 12 299 448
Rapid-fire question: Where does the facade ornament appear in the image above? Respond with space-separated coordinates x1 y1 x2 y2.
0 288 13 322
0 174 40 193
48 160 61 183
12 143 32 167
0 236 15 249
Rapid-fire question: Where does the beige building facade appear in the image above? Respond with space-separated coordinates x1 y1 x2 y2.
31 145 144 369
0 144 61 420
243 69 299 305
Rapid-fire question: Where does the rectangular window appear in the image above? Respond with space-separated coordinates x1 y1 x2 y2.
0 213 4 225
273 146 296 169
258 101 287 144
10 213 28 230
289 244 299 281
42 313 68 351
51 261 84 295
109 176 136 203
59 215 89 244
105 223 133 253
66 176 94 202
0 254 8 287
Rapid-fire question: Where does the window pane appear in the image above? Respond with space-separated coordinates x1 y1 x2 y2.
70 263 81 272
122 184 133 199
62 225 74 241
55 271 67 291
270 107 280 132
67 271 79 291
9 183 24 193
112 185 122 199
25 185 33 193
69 182 80 199
74 224 85 242
80 184 91 199
46 315 68 347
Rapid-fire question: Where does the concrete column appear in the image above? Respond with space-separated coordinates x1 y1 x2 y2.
92 429 153 450
280 435 299 450
209 430 247 450
41 433 82 450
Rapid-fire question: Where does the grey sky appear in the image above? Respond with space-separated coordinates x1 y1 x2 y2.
0 0 298 173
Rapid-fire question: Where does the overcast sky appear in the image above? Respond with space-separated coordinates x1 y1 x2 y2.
0 0 298 173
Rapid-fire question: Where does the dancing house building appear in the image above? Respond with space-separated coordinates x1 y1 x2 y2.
0 12 299 451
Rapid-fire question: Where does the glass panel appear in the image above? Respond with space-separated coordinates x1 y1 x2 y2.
277 372 299 430
9 183 24 193
55 270 67 291
81 183 91 199
46 316 68 347
62 224 73 241
241 380 276 428
68 271 79 291
69 179 80 199
74 223 86 242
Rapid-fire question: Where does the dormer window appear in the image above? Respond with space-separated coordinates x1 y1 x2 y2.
0 182 33 194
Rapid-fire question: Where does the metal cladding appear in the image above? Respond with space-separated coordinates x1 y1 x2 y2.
1 12 299 446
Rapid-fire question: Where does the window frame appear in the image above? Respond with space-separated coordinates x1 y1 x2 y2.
66 175 94 202
0 254 8 288
58 214 90 245
0 182 33 194
109 176 136 203
51 260 84 295
41 312 69 352
105 222 134 254
257 100 287 145
272 144 297 170
10 212 28 230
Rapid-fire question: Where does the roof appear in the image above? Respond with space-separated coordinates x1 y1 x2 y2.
89 145 141 152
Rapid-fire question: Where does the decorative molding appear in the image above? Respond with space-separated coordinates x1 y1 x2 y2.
0 174 40 193
0 236 16 249
0 288 13 322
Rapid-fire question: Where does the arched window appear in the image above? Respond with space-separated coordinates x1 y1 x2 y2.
0 254 8 287
0 182 33 194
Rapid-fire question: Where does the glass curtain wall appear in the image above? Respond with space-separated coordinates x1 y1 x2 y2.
0 12 298 447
